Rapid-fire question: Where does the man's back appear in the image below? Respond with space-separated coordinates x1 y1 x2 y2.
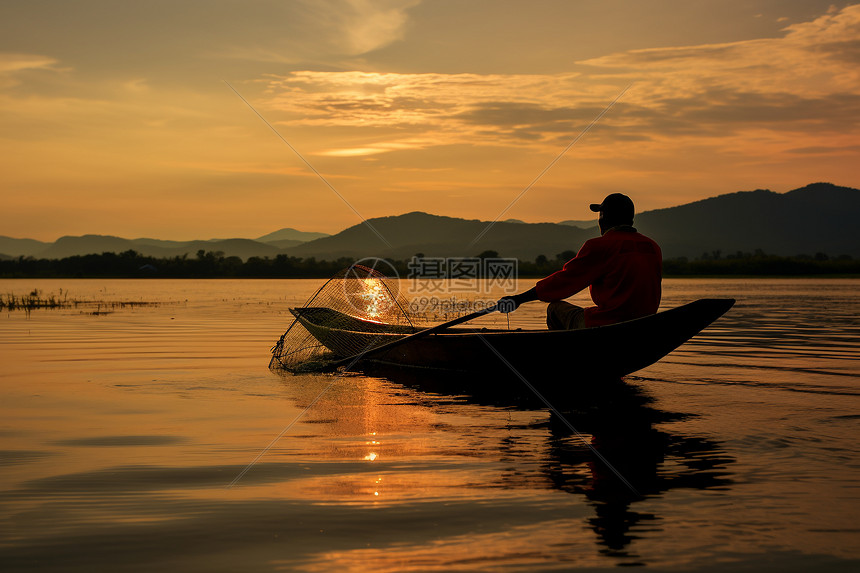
535 227 662 327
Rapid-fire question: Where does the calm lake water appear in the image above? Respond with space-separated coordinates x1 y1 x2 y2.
1 278 858 572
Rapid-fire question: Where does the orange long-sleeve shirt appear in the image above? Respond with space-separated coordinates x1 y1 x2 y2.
535 227 662 327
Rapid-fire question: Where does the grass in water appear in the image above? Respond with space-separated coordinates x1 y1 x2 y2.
1 288 163 315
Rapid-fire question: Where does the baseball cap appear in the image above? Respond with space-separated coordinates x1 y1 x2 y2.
589 193 634 221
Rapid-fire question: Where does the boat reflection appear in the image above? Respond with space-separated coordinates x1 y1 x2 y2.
354 364 735 560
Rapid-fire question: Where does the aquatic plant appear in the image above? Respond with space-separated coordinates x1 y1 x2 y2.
0 288 164 314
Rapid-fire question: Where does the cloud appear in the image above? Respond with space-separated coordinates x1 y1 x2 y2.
0 53 63 88
579 3 860 96
266 0 421 58
786 144 860 155
0 53 59 73
218 0 420 64
318 139 434 157
670 91 860 128
256 4 860 157
339 0 421 54
262 71 599 152
811 39 860 63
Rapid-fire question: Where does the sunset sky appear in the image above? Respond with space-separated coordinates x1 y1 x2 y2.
2 0 858 241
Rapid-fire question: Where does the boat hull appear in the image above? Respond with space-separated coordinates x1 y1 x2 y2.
288 298 735 378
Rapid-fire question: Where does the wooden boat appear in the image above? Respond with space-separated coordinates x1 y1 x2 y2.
289 298 735 378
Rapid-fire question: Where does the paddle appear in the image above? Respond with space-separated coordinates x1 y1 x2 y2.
324 304 500 371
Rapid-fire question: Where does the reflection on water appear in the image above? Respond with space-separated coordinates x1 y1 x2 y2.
354 366 735 562
0 279 858 572
545 396 732 559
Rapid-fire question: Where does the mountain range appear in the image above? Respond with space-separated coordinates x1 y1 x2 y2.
1 183 857 261
0 228 329 261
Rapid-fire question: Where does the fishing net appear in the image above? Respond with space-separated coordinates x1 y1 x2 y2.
269 263 422 373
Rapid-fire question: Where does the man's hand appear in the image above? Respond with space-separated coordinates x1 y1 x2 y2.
496 287 538 314
496 295 521 314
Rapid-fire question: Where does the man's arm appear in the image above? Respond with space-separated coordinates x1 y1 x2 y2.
496 239 606 313
534 240 605 301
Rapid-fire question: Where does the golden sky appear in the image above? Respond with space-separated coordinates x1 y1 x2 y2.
1 0 858 240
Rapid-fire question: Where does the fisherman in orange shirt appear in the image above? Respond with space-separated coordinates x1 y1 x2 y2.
498 193 662 329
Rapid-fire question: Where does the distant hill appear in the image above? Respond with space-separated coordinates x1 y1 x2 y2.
260 238 306 249
34 235 284 261
635 182 860 258
2 229 328 261
283 182 859 261
0 236 50 257
558 219 598 230
2 183 857 261
177 239 282 260
256 228 330 243
282 212 595 260
131 238 201 248
38 235 148 259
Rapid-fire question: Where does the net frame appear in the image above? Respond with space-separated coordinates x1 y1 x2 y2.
269 263 421 373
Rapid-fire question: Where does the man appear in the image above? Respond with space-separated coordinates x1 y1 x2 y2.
498 193 661 329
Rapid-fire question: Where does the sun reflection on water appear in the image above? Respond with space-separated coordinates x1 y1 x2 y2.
360 279 385 319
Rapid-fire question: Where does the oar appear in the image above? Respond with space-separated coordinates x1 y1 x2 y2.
325 304 500 371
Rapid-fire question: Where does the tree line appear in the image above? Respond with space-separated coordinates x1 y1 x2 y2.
0 248 857 278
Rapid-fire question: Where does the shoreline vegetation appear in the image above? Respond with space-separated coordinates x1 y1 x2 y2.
0 249 858 279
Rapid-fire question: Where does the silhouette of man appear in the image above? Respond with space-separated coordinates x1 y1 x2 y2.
498 193 661 329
